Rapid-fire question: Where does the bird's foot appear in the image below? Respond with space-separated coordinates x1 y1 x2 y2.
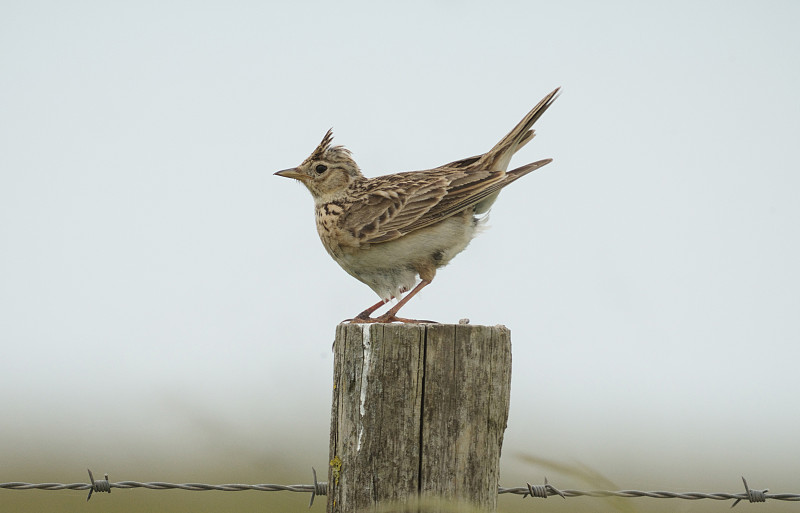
341 312 374 324
345 314 437 324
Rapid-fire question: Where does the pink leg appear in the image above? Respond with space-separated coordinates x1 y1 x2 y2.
353 298 391 320
372 280 433 323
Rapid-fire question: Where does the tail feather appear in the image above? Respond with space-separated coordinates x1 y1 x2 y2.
478 87 560 171
505 158 553 183
472 158 553 214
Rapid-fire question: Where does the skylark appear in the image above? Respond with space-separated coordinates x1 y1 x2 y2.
276 88 559 323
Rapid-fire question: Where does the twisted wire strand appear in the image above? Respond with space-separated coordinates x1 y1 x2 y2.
497 476 799 505
498 488 792 500
3 472 800 505
1 482 317 492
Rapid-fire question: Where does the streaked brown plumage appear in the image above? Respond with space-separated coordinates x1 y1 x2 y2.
276 87 559 323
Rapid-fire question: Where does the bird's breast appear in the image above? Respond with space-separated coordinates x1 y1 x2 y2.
315 202 359 258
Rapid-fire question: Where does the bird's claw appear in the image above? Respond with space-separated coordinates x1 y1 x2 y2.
344 315 437 324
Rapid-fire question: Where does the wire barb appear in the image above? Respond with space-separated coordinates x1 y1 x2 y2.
522 477 565 499
732 476 768 508
86 469 110 501
309 467 328 508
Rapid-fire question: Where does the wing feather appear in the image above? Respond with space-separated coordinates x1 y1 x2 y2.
341 174 449 243
341 165 515 244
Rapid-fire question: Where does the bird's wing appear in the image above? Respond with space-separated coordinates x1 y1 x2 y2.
413 159 551 224
341 166 517 244
341 173 448 243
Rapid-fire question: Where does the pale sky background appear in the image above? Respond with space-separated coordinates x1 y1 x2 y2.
2 0 799 506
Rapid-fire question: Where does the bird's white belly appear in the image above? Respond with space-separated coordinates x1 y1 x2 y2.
332 212 480 300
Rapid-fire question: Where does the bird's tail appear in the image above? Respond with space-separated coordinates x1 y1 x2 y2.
477 87 560 172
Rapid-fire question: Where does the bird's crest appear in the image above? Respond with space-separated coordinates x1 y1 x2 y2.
310 128 335 161
305 128 355 169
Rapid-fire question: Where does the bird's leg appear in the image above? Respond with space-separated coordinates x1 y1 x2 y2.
346 281 436 324
351 298 391 321
373 280 432 323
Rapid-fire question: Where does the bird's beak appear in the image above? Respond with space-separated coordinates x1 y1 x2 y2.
274 168 307 181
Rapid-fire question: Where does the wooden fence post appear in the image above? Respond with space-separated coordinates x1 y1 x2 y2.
327 323 512 512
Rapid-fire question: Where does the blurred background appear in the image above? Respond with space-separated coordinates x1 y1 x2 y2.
2 1 799 511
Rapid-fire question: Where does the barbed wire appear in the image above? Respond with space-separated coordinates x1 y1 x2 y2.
3 470 799 507
499 476 800 507
2 468 328 507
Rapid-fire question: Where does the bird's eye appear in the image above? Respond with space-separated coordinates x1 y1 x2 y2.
315 164 328 174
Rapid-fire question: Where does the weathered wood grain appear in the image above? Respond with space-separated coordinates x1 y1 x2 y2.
328 323 511 512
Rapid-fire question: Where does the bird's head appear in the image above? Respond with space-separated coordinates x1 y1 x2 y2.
275 129 362 201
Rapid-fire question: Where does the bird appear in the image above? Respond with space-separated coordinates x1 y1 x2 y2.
275 87 559 323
